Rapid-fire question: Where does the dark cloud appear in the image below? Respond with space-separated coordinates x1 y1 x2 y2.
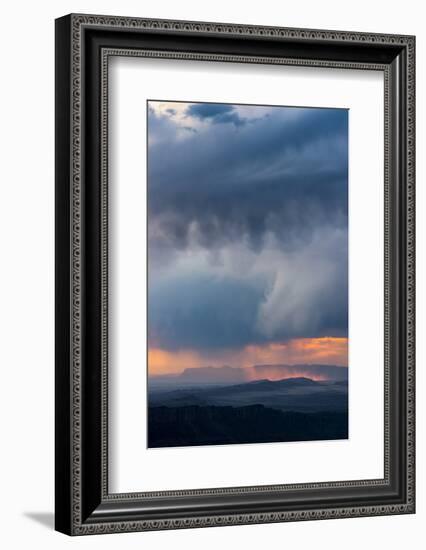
147 103 348 352
186 103 246 126
148 227 348 351
148 275 263 351
148 105 347 252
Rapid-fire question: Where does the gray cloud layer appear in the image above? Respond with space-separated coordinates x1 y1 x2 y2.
147 102 348 352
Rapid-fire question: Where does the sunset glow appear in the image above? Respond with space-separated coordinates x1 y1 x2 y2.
148 336 348 377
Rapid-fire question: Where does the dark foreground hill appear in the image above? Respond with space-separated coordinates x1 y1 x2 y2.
148 404 348 448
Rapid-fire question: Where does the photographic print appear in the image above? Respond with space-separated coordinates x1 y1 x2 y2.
147 100 349 448
56 16 415 533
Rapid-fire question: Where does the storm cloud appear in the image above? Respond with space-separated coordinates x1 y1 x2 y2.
147 101 348 353
186 102 247 126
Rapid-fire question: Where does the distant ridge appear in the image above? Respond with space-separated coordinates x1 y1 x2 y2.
252 364 348 381
149 375 348 417
149 364 347 389
180 365 244 384
244 377 319 388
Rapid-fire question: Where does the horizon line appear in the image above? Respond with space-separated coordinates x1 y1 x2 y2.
149 363 348 379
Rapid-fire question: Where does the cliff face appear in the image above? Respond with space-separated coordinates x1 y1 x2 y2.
148 404 348 448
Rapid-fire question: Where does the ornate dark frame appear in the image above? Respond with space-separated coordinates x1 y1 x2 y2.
55 13 415 536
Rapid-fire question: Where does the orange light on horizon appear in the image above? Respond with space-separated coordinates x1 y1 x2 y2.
289 337 348 362
148 348 202 375
148 336 348 376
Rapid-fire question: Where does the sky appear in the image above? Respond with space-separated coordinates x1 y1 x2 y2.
147 100 348 377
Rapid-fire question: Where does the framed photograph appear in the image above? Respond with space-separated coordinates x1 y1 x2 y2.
55 14 415 535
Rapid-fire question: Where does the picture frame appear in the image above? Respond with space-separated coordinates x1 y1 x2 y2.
55 13 415 535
